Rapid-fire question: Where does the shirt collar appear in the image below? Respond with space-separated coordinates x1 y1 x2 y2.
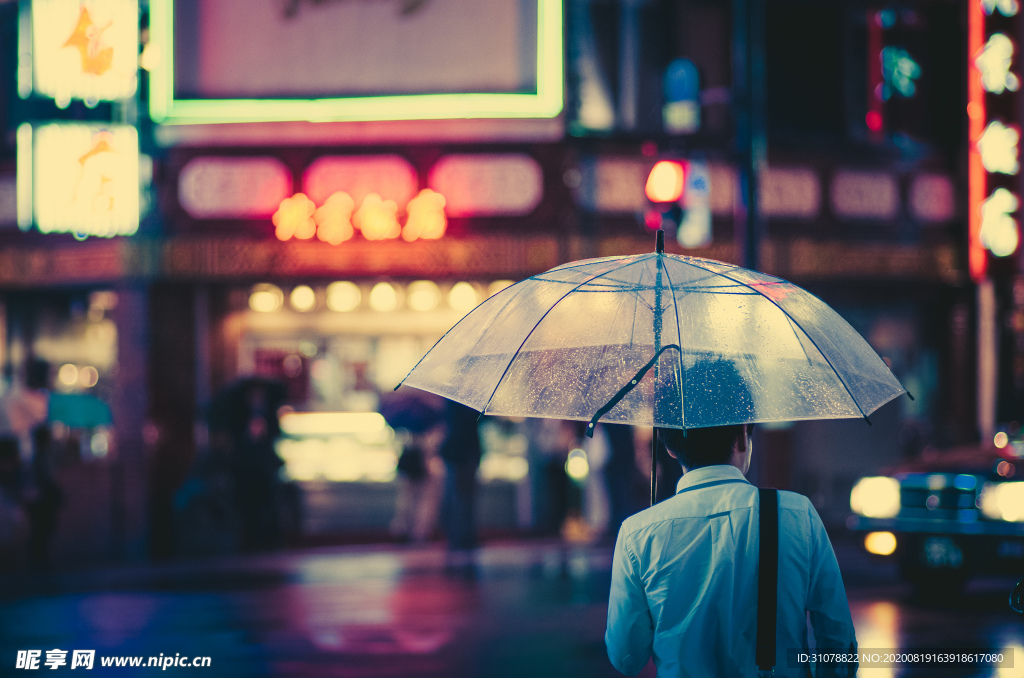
676 464 750 494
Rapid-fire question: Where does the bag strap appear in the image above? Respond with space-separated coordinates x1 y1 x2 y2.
757 488 779 675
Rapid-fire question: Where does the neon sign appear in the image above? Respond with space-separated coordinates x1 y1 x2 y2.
18 123 139 237
21 0 138 105
147 0 563 125
274 189 446 243
969 0 1022 275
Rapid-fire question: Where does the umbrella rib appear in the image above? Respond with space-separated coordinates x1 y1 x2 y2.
659 261 687 427
628 257 653 345
478 256 654 417
787 314 816 366
673 258 876 422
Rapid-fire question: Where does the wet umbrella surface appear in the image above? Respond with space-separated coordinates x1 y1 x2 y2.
400 237 906 433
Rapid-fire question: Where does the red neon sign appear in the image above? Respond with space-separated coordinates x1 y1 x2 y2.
969 0 988 282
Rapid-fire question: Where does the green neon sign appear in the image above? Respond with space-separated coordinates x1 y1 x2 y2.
148 0 563 125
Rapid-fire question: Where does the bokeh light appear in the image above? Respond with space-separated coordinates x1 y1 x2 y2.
249 284 284 313
864 531 897 556
290 285 316 312
369 282 399 312
645 161 685 203
326 281 361 312
448 282 479 312
406 280 441 311
58 363 79 388
78 365 99 388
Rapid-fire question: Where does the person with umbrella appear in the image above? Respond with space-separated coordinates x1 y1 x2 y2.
604 358 857 677
379 389 446 543
398 231 905 674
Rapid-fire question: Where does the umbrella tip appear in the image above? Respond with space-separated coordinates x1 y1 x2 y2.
656 229 665 254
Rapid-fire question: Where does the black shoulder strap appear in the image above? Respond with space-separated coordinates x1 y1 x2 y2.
756 488 779 674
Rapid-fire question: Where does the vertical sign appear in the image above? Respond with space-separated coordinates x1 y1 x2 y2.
969 0 1023 279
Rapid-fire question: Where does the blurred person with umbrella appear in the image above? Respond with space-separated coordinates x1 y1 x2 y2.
379 389 446 543
397 231 904 676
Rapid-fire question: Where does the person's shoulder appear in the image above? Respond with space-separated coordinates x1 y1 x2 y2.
776 489 816 513
617 499 683 537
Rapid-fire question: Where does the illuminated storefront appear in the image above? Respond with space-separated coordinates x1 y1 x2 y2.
232 278 520 486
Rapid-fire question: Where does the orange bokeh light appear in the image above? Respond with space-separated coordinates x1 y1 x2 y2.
314 191 356 245
354 193 401 240
645 161 686 203
273 193 316 241
402 189 447 242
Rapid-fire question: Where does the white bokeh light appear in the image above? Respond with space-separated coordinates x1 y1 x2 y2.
978 121 1020 174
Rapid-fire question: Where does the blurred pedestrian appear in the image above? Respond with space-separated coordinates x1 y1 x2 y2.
524 418 573 536
602 423 640 538
389 424 445 543
381 389 446 543
438 401 481 574
10 360 63 572
606 360 857 677
209 377 287 552
25 423 63 571
0 436 28 570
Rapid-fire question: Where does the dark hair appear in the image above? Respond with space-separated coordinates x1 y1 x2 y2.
661 356 756 469
660 424 752 469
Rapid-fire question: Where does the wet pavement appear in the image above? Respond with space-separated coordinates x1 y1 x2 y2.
1 538 1022 677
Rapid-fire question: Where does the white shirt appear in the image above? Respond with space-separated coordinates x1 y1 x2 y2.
606 465 857 678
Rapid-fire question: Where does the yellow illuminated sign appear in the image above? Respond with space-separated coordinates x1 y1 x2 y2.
19 123 140 237
22 0 139 105
273 189 447 244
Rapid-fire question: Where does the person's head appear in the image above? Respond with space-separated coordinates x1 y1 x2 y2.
659 423 754 473
662 356 757 473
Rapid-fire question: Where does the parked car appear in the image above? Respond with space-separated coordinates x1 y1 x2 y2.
847 441 1024 593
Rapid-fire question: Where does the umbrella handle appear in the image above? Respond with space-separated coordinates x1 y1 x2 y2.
651 428 659 506
585 344 682 438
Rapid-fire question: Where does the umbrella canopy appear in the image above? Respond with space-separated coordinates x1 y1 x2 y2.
399 244 906 432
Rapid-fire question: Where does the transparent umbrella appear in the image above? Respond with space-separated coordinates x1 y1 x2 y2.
399 232 907 501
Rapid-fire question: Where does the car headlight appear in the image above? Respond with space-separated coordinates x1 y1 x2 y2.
979 482 1024 522
850 476 901 518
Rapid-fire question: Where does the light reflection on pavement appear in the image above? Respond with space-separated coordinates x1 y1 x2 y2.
0 540 1021 677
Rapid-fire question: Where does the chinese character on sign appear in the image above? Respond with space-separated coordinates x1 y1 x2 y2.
976 33 1021 94
880 47 921 99
272 193 317 241
16 650 42 669
981 188 1021 256
402 189 447 242
313 191 356 245
982 0 1019 17
44 649 67 670
978 121 1021 174
63 7 115 77
70 650 95 670
353 193 400 240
